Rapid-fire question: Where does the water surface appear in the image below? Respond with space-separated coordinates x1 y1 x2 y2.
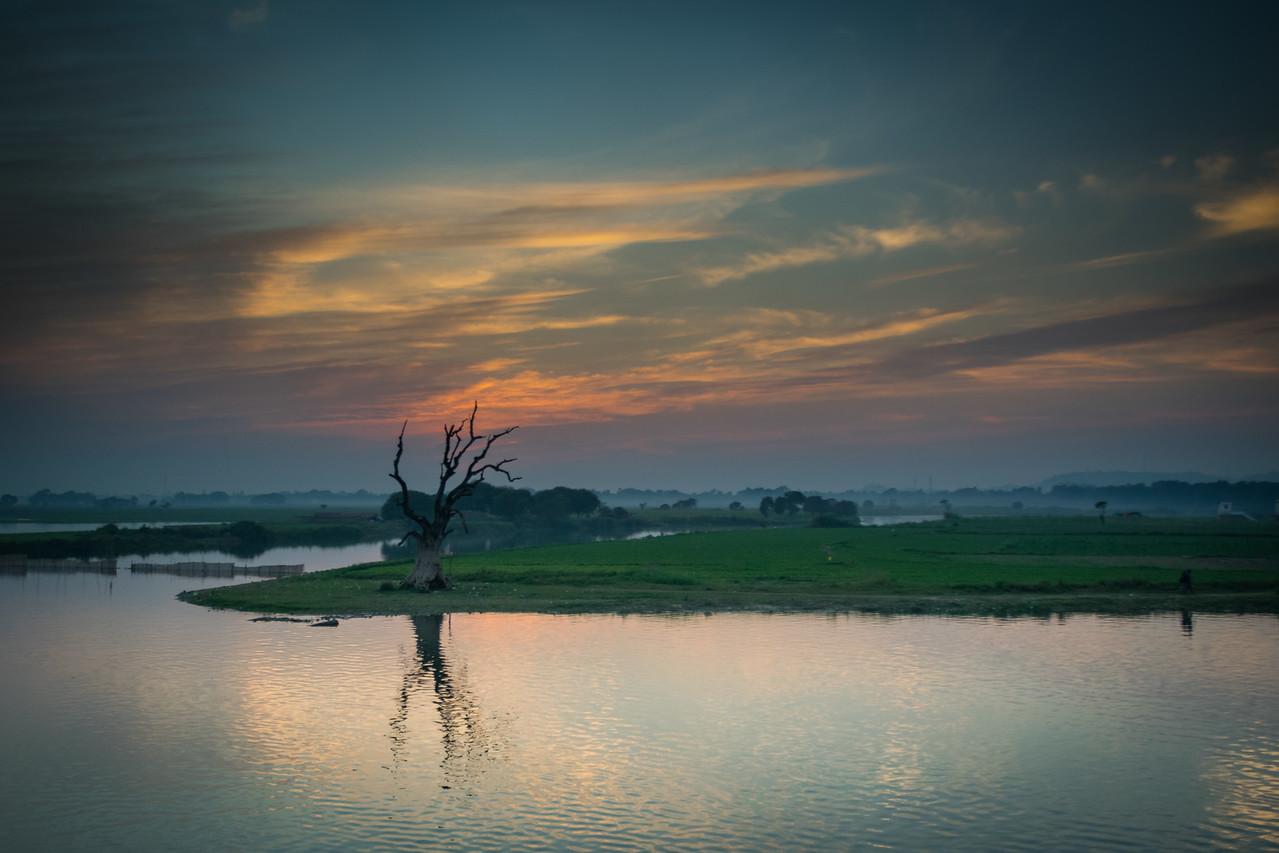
0 571 1275 850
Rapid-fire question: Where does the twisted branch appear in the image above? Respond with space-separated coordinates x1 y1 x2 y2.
390 403 519 546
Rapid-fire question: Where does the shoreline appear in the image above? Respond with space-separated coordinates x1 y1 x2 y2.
175 521 1279 619
180 582 1279 618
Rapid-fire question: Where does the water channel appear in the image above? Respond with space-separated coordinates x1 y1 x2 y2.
0 562 1276 850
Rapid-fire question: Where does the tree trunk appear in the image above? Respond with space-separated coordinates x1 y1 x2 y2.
404 542 448 590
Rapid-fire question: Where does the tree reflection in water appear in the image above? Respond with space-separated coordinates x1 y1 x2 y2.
389 614 499 785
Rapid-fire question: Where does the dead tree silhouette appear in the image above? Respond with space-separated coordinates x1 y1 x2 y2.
389 403 519 590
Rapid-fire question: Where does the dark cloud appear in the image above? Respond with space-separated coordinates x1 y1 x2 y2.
0 3 271 354
877 280 1279 380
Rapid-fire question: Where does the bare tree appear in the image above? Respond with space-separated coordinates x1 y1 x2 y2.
1095 500 1108 524
390 403 519 590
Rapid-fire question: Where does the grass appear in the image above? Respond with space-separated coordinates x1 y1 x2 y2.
0 516 400 559
179 516 1279 617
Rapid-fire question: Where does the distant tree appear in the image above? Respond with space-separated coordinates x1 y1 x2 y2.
30 489 97 507
862 500 875 511
830 500 860 518
772 491 804 515
382 490 434 521
759 496 774 517
487 484 534 519
0 494 17 507
729 501 743 511
532 486 601 520
1095 500 1108 524
225 520 274 554
802 495 828 514
672 497 698 509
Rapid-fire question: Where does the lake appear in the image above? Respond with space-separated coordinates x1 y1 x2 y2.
1 568 1276 850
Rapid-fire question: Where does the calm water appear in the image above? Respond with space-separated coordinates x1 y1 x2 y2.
1 571 1276 850
861 514 943 526
110 541 396 573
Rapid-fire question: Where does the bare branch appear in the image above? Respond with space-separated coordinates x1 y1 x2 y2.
389 421 433 533
392 404 519 591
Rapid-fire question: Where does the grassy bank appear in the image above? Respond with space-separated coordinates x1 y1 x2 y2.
180 517 1279 616
0 517 399 560
0 505 380 525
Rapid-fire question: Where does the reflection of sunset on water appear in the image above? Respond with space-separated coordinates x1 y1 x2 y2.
2 566 1279 849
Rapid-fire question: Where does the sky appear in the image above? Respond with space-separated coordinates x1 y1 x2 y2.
2 0 1278 494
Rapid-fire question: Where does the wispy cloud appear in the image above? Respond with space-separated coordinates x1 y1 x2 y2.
1196 186 1279 235
695 219 1015 285
1071 247 1181 270
225 167 879 317
357 167 881 213
720 307 986 360
875 281 1279 381
258 221 712 266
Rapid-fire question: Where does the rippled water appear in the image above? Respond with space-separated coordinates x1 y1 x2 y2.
0 573 1276 850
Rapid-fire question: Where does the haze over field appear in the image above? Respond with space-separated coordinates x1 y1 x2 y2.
3 2 1277 493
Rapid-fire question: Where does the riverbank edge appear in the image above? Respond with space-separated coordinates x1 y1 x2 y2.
178 575 1279 618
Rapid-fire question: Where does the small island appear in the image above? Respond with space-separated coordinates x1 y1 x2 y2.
180 516 1279 617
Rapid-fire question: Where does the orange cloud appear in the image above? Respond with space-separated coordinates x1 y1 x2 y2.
696 219 1015 285
1196 186 1279 235
234 168 881 320
731 308 985 359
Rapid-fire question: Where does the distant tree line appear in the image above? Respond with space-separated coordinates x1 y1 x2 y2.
27 490 137 509
8 480 1277 517
759 491 860 519
381 482 627 525
1043 481 1278 509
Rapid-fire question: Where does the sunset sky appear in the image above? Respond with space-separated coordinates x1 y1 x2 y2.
3 1 1278 493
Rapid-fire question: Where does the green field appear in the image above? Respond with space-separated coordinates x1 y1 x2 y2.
180 516 1279 616
0 506 399 559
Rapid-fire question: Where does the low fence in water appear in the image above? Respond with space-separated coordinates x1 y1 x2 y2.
129 561 304 577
